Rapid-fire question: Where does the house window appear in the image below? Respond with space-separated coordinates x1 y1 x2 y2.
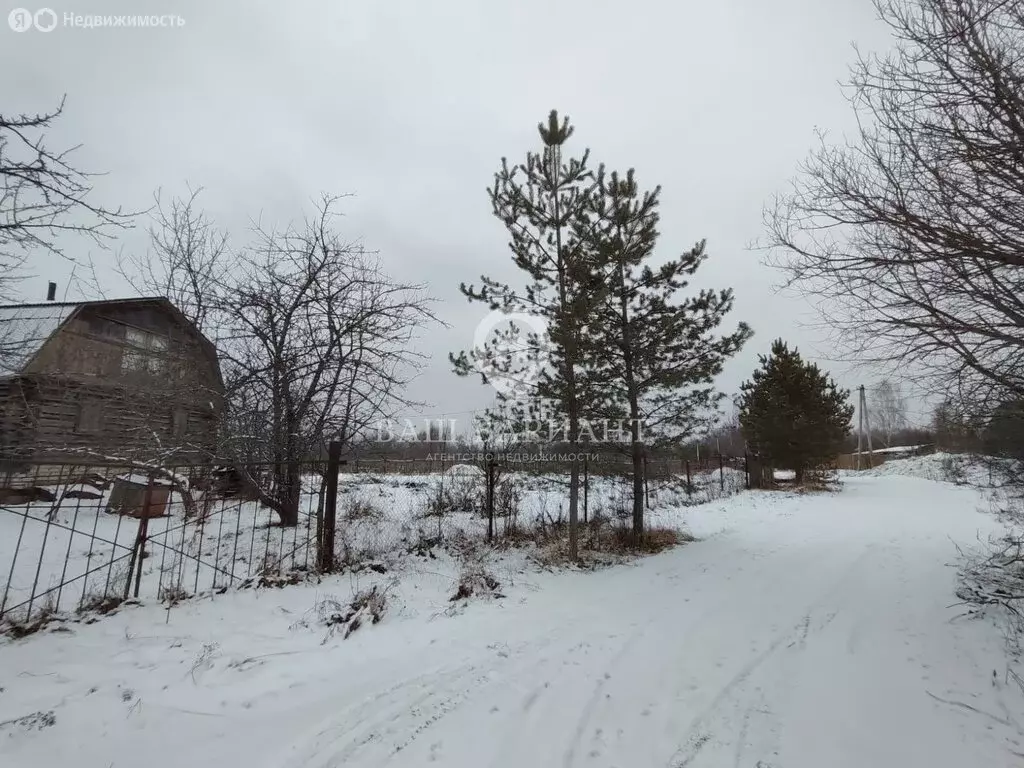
122 328 169 374
86 316 124 339
76 402 103 433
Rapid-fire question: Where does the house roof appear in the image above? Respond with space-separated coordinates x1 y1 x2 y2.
0 297 222 386
0 301 81 377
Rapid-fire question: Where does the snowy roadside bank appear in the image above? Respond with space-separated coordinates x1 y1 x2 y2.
860 452 1024 663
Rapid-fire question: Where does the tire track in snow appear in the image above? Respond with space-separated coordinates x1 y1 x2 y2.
281 635 562 768
281 662 484 768
667 543 878 767
667 625 795 767
474 623 653 768
561 621 651 768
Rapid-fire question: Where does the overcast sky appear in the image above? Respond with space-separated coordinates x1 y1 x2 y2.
2 0 926 429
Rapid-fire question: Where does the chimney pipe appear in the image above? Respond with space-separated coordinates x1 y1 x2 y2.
46 282 57 302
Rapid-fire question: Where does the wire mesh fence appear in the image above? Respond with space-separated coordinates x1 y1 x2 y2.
0 458 328 628
338 454 748 482
327 452 750 553
0 450 750 629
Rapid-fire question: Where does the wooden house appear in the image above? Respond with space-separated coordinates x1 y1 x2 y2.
0 295 224 484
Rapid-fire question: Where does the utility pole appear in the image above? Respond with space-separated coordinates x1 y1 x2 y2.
856 385 865 470
856 385 876 470
863 386 874 468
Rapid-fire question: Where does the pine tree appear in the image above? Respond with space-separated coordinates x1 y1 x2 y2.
737 339 853 482
583 167 751 541
451 110 602 560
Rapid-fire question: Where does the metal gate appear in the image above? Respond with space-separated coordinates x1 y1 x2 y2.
0 457 332 629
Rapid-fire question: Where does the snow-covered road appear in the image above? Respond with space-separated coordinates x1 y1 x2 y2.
2 473 1023 767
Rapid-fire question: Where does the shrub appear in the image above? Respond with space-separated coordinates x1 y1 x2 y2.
940 454 967 484
343 493 384 521
604 523 694 554
450 562 504 602
318 582 393 641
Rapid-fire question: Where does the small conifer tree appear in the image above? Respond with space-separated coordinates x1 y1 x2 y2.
738 339 853 482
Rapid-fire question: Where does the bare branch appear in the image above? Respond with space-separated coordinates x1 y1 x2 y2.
764 0 1024 427
0 96 134 281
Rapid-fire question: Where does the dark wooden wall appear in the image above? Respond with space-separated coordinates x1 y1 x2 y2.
1 301 223 466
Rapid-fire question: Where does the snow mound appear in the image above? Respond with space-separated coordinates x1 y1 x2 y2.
869 444 925 455
862 452 1000 487
861 453 949 481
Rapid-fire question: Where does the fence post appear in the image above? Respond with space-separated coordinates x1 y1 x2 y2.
315 476 325 573
583 455 589 524
486 454 496 543
131 514 150 600
744 453 750 490
719 453 725 493
643 455 649 509
322 442 342 573
685 460 692 497
125 474 156 601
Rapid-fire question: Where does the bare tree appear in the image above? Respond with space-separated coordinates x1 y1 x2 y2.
870 380 908 447
1 97 132 373
765 0 1024 435
221 195 436 525
118 185 230 333
0 97 130 285
117 191 437 525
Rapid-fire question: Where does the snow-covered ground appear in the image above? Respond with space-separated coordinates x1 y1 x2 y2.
861 450 1021 496
861 451 976 483
863 444 927 456
2 466 1023 767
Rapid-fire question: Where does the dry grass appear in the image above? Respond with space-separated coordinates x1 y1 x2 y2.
78 594 125 615
530 522 694 568
317 582 393 641
790 479 842 494
450 563 505 602
603 524 695 554
343 495 385 521
1 588 127 638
